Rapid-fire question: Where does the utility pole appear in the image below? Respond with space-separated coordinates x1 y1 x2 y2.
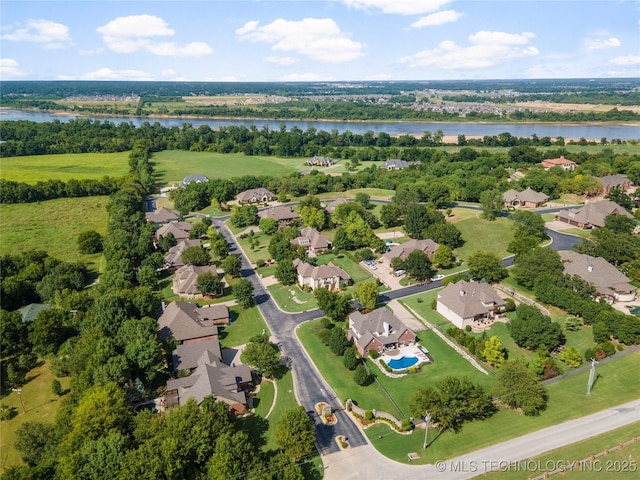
587 358 598 395
423 412 431 449
12 388 25 413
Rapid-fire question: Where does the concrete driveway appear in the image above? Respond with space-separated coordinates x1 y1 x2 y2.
361 260 405 290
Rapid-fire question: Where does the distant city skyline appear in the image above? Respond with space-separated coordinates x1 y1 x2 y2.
1 0 638 82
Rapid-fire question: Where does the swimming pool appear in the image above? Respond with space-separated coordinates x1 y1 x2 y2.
629 306 640 315
386 355 419 370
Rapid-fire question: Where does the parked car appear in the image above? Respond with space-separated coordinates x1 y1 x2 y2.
431 274 445 281
394 270 406 277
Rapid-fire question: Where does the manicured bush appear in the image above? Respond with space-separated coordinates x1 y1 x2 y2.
364 410 374 421
401 418 412 431
368 349 378 359
0 404 17 421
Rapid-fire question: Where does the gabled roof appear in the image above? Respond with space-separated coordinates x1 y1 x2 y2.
157 301 220 342
381 159 411 169
349 308 413 348
156 221 193 240
324 197 353 213
236 188 275 202
560 251 636 297
383 239 440 263
503 187 549 204
173 338 222 371
18 303 51 323
437 280 505 319
541 155 577 168
291 227 330 250
183 174 208 185
258 205 300 221
146 206 180 224
174 264 219 295
599 175 631 189
293 258 350 282
165 239 202 266
556 200 633 228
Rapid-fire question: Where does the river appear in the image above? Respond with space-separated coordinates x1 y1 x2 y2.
1 109 638 140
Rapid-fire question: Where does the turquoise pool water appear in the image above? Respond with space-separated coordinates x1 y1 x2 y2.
386 355 419 370
629 306 640 315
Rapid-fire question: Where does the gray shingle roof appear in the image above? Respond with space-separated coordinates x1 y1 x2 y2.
293 258 350 282
173 338 222 371
437 280 505 319
258 205 300 221
173 264 219 295
560 251 636 297
382 239 440 263
146 206 180 224
556 200 633 228
503 187 549 205
236 188 275 202
157 301 227 342
349 308 413 350
381 159 411 169
291 227 330 250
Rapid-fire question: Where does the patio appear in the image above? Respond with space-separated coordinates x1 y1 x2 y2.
377 345 431 377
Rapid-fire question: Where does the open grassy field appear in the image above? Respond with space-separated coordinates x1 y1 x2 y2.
0 196 110 270
450 208 515 261
0 152 130 183
479 421 640 479
364 349 640 465
0 360 71 472
219 306 268 348
152 150 307 184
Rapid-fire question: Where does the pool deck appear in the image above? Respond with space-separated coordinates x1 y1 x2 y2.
376 345 431 377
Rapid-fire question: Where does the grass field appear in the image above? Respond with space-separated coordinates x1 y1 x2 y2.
252 379 275 419
450 208 515 261
153 150 306 184
479 421 640 479
0 360 71 472
219 306 268 348
0 196 110 270
364 350 640 465
0 152 130 183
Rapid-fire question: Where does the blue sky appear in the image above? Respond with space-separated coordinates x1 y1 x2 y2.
1 0 638 81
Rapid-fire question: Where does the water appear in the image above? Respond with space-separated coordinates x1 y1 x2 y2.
386 355 419 370
1 109 638 140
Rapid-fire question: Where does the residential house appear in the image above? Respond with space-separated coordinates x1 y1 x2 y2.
324 197 353 214
236 188 276 204
258 205 300 226
182 174 209 186
18 303 51 323
290 227 331 256
541 155 578 171
598 175 632 194
306 156 335 167
556 200 633 229
560 251 636 303
155 221 193 243
157 301 229 344
380 159 411 170
347 308 417 357
381 239 440 270
165 239 201 268
436 280 505 329
503 188 549 208
292 258 350 291
146 206 180 224
172 264 223 298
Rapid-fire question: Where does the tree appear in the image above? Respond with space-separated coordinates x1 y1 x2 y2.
220 254 242 277
230 204 258 228
332 227 353 250
242 334 280 377
77 230 103 254
558 347 583 367
313 288 352 322
479 189 503 220
259 217 279 236
0 309 31 357
467 251 507 283
355 192 371 209
232 279 255 308
380 204 402 228
275 407 316 459
481 336 506 367
14 421 56 467
28 308 75 356
196 272 223 296
328 326 349 356
343 347 359 370
355 281 378 310
404 204 429 238
432 244 455 269
605 186 635 210
510 210 547 241
494 360 547 415
409 376 495 432
275 260 297 285
207 431 262 480
426 222 463 249
157 233 177 252
353 363 370 386
508 304 566 350
211 238 230 259
299 206 327 230
511 247 563 288
181 246 210 266
405 250 434 282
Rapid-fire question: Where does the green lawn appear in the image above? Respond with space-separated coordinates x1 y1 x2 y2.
153 150 306 184
220 306 269 347
253 379 275 418
315 252 372 283
0 196 110 270
451 209 515 261
263 369 299 450
0 360 71 472
235 231 272 265
479 421 640 479
365 350 640 465
311 188 396 201
0 152 130 183
267 283 318 313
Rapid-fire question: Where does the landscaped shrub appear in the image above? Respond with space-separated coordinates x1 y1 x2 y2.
343 347 360 370
353 364 370 386
319 318 333 330
317 329 331 346
0 404 17 421
256 260 267 268
504 298 516 312
431 298 437 310
368 349 378 359
364 410 374 421
401 418 412 431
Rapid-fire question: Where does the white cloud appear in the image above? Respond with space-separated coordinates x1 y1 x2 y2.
265 56 298 66
81 67 154 81
585 37 621 51
1 19 71 49
411 10 463 28
0 58 28 78
161 69 189 81
97 15 212 57
609 54 640 65
236 18 365 63
341 0 451 15
399 31 538 69
280 72 329 81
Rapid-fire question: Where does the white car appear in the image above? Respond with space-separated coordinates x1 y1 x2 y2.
431 274 445 281
369 264 377 270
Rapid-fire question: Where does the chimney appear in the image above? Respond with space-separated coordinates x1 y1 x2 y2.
383 321 390 337
588 264 594 272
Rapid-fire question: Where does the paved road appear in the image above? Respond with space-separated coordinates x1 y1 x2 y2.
323 398 640 480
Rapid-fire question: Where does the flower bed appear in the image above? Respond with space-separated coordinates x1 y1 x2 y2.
315 402 337 426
